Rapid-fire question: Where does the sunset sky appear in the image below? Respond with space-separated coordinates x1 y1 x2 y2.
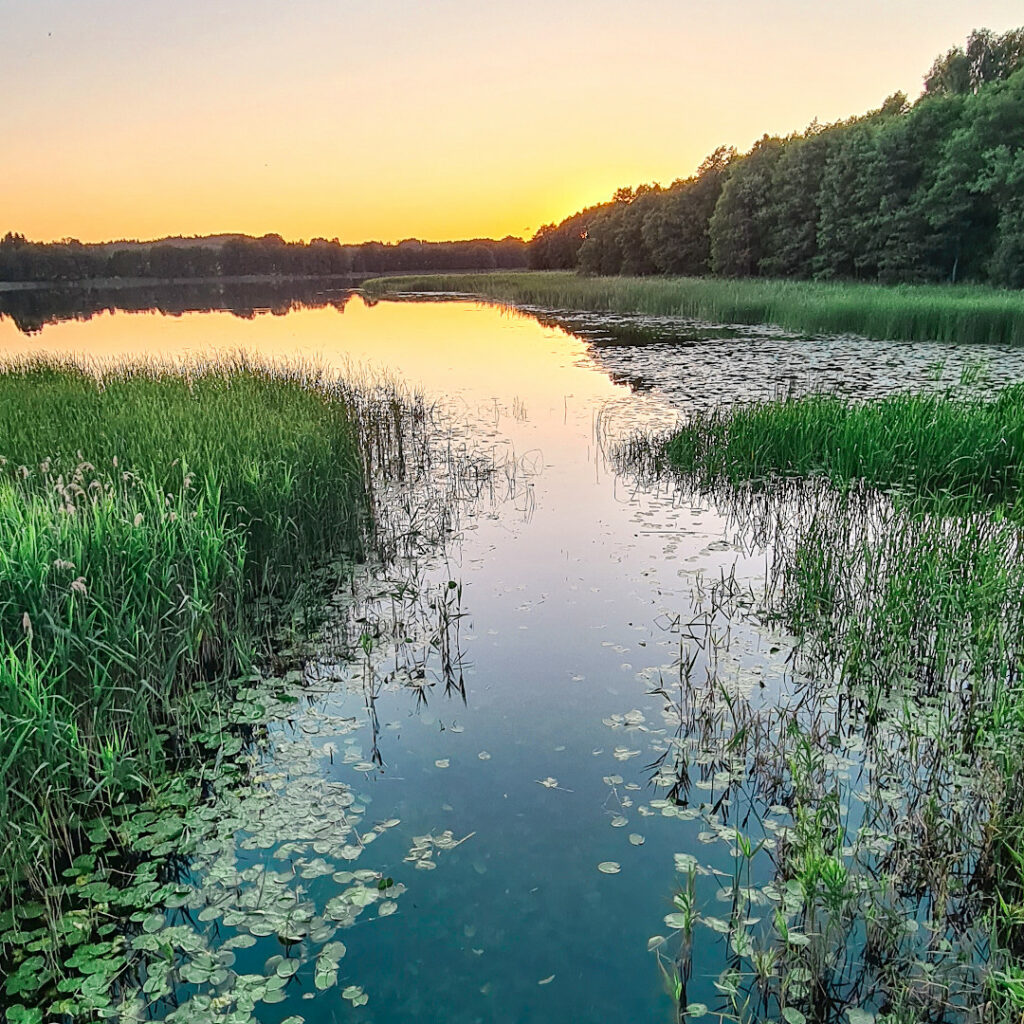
2 0 1022 245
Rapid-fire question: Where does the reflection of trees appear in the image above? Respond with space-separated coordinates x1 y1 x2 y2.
0 281 355 334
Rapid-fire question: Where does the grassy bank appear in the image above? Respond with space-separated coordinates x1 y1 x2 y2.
0 358 404 890
363 270 1024 345
658 384 1024 508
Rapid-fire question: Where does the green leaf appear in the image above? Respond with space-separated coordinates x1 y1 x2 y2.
6 1006 44 1024
847 1011 876 1024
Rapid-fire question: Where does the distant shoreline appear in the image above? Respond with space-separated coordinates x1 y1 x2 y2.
0 269 451 293
0 273 366 293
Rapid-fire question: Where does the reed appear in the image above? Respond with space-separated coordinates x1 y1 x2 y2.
364 270 1024 345
0 356 405 889
617 384 1024 1017
661 384 1024 510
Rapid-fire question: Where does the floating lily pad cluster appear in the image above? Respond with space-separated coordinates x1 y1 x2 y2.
0 657 413 1023
0 354 523 1024
2 479 490 1023
591 551 1004 1020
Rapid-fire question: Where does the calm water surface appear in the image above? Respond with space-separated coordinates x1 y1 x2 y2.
4 291 1022 1022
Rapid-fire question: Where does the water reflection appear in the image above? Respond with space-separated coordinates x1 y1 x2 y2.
0 279 357 334
4 286 1021 1022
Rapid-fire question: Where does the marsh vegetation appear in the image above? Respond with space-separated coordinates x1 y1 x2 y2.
612 384 1024 1020
5 292 1024 1024
364 271 1024 346
0 355 450 1021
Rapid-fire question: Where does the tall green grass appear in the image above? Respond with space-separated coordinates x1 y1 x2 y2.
661 384 1024 508
0 357 392 887
648 385 1024 691
0 358 369 596
364 270 1024 345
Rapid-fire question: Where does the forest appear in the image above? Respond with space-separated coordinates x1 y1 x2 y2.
528 27 1024 287
0 232 527 283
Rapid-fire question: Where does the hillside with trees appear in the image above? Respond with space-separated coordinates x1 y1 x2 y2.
528 27 1024 287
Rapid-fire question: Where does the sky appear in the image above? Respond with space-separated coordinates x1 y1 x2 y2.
1 0 1022 245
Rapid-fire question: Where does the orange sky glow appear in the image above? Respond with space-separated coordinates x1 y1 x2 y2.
2 0 1022 244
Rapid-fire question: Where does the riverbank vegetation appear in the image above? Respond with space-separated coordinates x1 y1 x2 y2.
364 270 1024 344
529 26 1024 288
0 357 417 892
662 384 1024 505
617 385 1024 1017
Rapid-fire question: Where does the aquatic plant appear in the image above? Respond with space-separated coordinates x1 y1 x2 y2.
660 384 1024 510
0 356 421 896
363 270 1024 346
610 385 1024 1021
0 353 506 1022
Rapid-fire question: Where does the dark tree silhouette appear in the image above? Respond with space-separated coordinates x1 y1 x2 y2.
0 233 527 283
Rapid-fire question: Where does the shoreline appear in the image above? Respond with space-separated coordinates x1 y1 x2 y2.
0 267 517 294
363 270 1024 346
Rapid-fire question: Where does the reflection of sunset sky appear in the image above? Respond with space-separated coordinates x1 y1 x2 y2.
2 0 1021 244
0 295 620 434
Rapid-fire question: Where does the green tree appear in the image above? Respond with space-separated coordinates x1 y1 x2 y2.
923 67 1024 281
614 185 661 275
709 136 785 277
578 206 625 275
925 27 1024 95
759 127 839 279
641 147 734 275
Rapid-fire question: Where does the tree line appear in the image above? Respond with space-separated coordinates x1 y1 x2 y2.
528 27 1024 287
0 233 527 283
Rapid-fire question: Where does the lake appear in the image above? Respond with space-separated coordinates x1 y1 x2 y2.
3 286 1021 1023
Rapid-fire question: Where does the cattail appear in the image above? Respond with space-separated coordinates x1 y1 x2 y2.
133 512 144 527
22 612 32 638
